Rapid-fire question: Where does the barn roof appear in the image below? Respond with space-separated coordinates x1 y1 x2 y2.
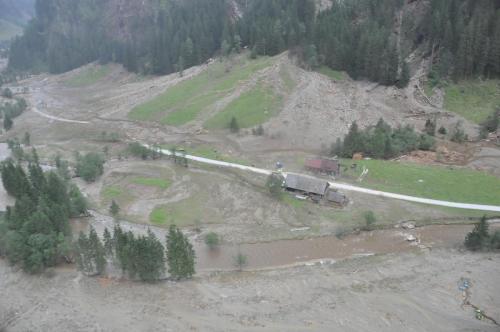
285 173 329 195
326 190 347 204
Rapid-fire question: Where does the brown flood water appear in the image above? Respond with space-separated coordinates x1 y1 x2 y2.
77 212 497 271
196 224 492 270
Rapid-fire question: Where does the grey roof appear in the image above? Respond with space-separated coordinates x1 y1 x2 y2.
326 190 347 204
285 174 329 195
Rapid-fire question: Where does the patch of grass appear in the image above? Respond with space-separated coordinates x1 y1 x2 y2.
131 177 171 189
341 159 500 205
129 55 274 125
101 186 123 199
204 84 280 129
0 19 22 41
444 79 500 124
149 192 217 227
150 207 168 225
317 66 345 81
282 194 306 209
66 65 112 87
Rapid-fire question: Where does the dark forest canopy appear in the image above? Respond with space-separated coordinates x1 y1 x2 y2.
7 0 500 85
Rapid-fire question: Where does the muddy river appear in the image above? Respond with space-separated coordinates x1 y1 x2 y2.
76 211 496 272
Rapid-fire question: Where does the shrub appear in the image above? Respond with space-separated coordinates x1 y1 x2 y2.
363 211 376 231
229 116 240 133
75 152 105 182
204 232 220 250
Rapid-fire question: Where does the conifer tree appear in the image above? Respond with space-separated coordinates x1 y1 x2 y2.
166 225 195 280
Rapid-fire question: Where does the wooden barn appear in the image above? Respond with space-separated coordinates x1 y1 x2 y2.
284 173 329 199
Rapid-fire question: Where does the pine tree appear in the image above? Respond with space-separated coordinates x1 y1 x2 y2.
464 216 490 251
229 117 239 133
166 225 195 280
397 61 410 88
3 114 13 131
110 200 120 217
103 227 113 256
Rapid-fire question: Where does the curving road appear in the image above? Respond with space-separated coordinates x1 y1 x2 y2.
32 105 91 124
149 144 500 213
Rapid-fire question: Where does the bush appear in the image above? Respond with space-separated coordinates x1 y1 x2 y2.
266 173 284 198
2 88 12 98
451 122 467 143
204 232 220 250
464 216 494 251
229 116 239 133
75 152 105 182
438 126 447 135
234 252 248 271
363 211 376 231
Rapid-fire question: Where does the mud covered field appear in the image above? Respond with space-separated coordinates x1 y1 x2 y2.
1 249 499 332
1 51 499 331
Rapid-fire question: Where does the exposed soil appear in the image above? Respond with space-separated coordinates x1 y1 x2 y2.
0 52 499 331
1 248 499 331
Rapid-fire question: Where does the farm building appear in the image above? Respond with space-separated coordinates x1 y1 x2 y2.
305 158 341 176
284 173 329 198
326 190 349 206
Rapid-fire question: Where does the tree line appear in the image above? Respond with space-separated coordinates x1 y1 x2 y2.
8 0 498 85
331 118 435 159
76 224 195 282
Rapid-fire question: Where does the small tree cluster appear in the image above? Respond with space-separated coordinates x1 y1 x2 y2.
332 119 435 159
111 225 166 282
75 227 106 276
166 224 195 280
127 142 162 160
464 216 500 251
75 152 105 182
1 97 27 131
99 131 120 142
0 156 87 273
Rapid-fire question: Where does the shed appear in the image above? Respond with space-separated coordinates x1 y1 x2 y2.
305 158 340 175
326 190 348 206
285 173 329 196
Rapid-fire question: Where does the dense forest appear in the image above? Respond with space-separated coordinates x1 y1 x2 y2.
6 0 500 85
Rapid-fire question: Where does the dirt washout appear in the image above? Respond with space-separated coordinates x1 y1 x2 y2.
1 249 499 331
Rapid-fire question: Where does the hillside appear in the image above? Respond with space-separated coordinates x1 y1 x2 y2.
6 0 500 88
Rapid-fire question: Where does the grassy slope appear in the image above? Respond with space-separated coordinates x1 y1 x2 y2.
128 56 274 126
443 79 500 124
65 65 112 87
204 84 281 129
131 177 171 189
0 19 22 41
317 66 345 81
342 159 500 206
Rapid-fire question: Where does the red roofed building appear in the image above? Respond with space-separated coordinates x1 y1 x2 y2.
305 158 340 176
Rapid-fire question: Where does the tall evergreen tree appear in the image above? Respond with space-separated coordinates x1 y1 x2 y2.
166 225 195 280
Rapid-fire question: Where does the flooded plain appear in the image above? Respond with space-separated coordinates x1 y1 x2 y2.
76 211 495 271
